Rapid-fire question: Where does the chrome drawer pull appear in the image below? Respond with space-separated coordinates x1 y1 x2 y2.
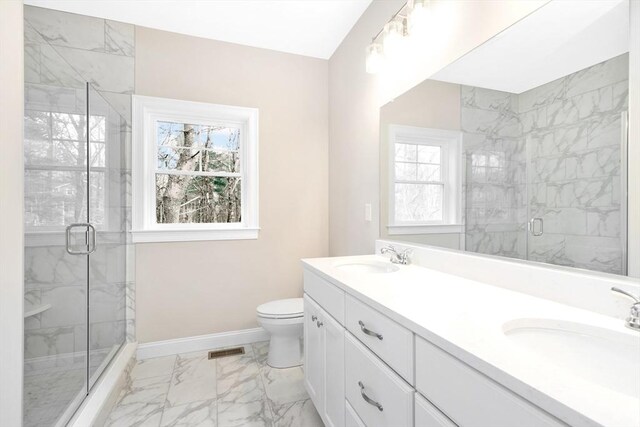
316 320 324 328
311 315 317 321
358 381 383 411
358 320 383 340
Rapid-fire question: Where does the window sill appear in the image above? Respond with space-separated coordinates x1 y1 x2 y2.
387 224 463 235
131 227 259 243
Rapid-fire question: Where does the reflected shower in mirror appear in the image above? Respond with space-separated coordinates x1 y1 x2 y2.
380 0 630 275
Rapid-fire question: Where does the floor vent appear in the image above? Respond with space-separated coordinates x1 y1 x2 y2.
208 347 245 359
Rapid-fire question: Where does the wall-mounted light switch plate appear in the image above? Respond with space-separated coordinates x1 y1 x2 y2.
364 203 372 222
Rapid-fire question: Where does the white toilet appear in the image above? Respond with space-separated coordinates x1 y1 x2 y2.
256 298 304 368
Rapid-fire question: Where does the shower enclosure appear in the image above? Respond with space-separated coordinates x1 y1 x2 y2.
23 27 130 426
462 53 629 275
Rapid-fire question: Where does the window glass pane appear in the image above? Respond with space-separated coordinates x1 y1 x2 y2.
417 164 441 181
157 147 201 171
52 112 85 140
156 174 241 224
395 162 416 181
157 121 240 151
471 153 486 166
488 152 504 167
200 127 240 151
202 151 240 173
395 183 443 222
157 121 186 146
88 171 105 226
418 145 440 164
25 111 50 140
395 143 417 162
90 142 106 167
24 170 87 227
89 115 105 142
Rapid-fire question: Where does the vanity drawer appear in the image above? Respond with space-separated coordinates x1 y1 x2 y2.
415 337 564 427
304 269 345 324
415 393 457 427
346 294 414 383
345 401 366 427
345 333 414 427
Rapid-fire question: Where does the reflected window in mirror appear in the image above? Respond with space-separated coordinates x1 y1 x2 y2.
388 125 462 235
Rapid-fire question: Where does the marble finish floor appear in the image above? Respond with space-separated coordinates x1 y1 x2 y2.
105 342 323 427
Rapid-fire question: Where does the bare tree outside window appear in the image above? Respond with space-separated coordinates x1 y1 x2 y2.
155 121 242 224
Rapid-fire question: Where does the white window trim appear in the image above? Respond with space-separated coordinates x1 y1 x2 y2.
388 124 462 235
132 95 259 243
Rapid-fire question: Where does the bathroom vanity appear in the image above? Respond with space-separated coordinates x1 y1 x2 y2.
302 244 640 427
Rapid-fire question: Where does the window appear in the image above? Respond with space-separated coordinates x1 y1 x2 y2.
132 96 258 242
24 109 107 231
388 125 462 235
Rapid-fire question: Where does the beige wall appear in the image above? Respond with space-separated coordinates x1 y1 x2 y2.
328 0 546 256
135 27 329 343
379 79 462 249
0 1 24 424
328 0 405 256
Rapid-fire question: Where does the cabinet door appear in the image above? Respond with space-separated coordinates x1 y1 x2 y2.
304 295 324 410
323 309 345 427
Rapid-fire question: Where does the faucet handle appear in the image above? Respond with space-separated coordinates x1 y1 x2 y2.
611 287 640 303
611 286 640 304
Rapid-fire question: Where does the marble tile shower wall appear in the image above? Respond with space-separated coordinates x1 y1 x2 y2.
461 54 628 274
521 54 628 274
23 5 135 373
461 86 528 260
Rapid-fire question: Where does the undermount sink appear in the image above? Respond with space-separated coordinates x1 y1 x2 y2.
503 318 640 397
334 260 399 274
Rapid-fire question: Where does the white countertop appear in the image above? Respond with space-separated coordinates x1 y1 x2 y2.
301 254 640 427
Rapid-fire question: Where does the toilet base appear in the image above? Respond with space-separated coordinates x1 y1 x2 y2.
267 335 302 368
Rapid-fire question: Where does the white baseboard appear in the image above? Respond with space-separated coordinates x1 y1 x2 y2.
137 327 269 360
67 342 137 427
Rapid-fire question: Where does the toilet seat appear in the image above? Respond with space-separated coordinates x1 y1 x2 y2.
257 298 303 319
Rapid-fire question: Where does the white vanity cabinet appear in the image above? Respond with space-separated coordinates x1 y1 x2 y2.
304 292 345 427
303 266 565 427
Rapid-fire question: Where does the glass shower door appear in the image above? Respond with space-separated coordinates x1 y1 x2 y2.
23 81 90 426
87 86 127 386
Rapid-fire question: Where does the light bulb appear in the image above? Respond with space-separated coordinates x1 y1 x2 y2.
407 0 429 38
365 42 383 74
382 19 404 59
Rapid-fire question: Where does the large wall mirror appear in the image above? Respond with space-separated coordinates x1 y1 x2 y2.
380 0 632 276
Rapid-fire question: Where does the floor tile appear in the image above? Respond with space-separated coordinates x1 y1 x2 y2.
160 399 216 427
117 374 172 406
252 342 269 366
217 351 260 382
104 402 164 427
217 372 265 404
165 352 217 407
218 398 273 427
271 399 323 427
107 341 315 427
260 366 308 407
131 355 176 381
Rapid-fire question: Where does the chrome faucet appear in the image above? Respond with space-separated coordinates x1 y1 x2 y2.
611 287 640 331
380 245 412 265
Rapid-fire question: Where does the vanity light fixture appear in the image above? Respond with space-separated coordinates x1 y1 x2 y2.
382 18 405 59
407 0 430 37
366 0 431 74
366 42 384 74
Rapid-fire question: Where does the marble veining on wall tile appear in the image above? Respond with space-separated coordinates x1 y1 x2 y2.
462 53 628 274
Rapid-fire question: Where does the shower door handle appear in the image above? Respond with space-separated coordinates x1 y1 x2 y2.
528 217 543 236
65 223 97 255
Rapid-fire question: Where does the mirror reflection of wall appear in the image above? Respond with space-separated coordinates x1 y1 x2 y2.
380 0 630 276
